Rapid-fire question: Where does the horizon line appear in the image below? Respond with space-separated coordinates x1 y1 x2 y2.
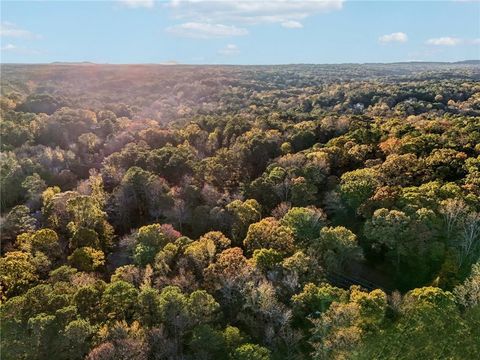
1 59 479 66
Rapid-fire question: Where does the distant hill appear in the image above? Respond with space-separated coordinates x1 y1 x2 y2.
454 60 480 65
50 61 97 65
9 60 477 66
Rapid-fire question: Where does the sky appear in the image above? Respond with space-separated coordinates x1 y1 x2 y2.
1 0 479 64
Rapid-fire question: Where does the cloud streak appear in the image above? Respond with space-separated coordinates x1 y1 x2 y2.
218 43 240 56
0 22 41 39
0 43 40 55
379 32 408 44
166 22 248 39
281 20 303 29
1 43 17 51
425 37 480 46
167 0 343 28
426 37 462 46
118 0 155 8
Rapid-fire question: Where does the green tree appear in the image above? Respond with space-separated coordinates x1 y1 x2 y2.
66 194 114 250
134 223 169 267
188 289 220 325
281 207 326 247
0 152 25 211
0 251 38 298
158 286 190 357
18 228 62 260
188 325 227 360
113 167 173 230
290 176 317 206
22 173 47 209
28 313 57 359
101 281 139 321
70 227 100 250
67 195 106 230
244 217 295 256
232 343 271 360
223 325 246 353
62 319 96 359
364 208 412 271
68 247 105 272
292 283 347 324
136 286 161 327
227 199 262 244
74 285 104 322
313 226 362 272
310 287 387 360
253 248 283 272
339 168 380 211
358 287 477 360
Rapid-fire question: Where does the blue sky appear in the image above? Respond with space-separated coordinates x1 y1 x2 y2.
1 0 479 64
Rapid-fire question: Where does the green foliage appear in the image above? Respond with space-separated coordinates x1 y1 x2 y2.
232 344 271 360
0 153 28 211
136 286 161 327
244 217 295 256
281 206 326 246
22 173 47 208
188 289 220 325
112 166 173 230
133 223 170 266
223 325 246 352
309 287 388 359
227 199 262 244
189 325 227 359
184 231 231 272
62 319 96 359
101 281 139 321
313 226 362 272
253 248 283 272
292 283 347 320
454 262 480 308
0 251 38 298
2 64 480 359
357 287 477 360
340 168 380 211
68 247 105 272
74 285 104 321
16 228 62 265
70 227 100 249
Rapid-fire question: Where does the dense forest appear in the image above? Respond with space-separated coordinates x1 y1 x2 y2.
1 63 479 359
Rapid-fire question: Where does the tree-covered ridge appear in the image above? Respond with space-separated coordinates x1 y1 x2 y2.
1 63 479 360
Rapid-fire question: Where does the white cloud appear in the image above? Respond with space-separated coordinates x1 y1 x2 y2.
166 22 248 38
167 0 343 26
426 37 462 46
119 0 155 8
472 38 480 44
281 20 303 29
379 32 408 44
0 22 41 39
1 43 17 51
218 43 240 56
0 43 40 55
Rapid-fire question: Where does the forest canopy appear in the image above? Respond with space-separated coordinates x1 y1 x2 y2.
1 63 480 360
